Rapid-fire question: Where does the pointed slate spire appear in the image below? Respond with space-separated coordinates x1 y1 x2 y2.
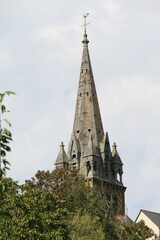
69 22 104 161
55 142 69 168
111 142 122 164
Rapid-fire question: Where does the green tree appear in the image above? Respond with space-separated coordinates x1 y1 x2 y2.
116 218 154 240
0 91 15 193
27 169 110 219
3 169 154 240
26 169 120 239
102 220 120 240
69 211 105 240
0 178 70 240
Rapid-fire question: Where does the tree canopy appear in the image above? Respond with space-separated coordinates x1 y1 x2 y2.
0 177 69 240
0 169 155 239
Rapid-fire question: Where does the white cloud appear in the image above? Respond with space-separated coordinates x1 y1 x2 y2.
105 1 120 15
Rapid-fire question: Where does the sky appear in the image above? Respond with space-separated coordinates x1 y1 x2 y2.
1 0 160 220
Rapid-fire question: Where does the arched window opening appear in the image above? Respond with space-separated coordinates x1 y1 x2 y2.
117 172 120 182
86 161 91 176
72 154 76 159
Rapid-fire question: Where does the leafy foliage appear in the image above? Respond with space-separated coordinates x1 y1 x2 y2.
25 169 155 240
26 169 110 218
0 178 70 240
116 218 154 240
69 211 105 240
0 169 155 239
0 91 15 193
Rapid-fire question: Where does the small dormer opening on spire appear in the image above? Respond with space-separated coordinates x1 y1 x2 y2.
72 154 76 159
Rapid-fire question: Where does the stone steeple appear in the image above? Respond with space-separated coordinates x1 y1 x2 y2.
55 17 126 215
67 29 104 175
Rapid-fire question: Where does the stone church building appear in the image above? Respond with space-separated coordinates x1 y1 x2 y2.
55 23 126 215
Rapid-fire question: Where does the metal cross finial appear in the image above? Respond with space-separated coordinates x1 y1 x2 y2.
81 13 90 32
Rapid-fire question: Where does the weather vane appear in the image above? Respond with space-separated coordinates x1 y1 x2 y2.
81 13 90 32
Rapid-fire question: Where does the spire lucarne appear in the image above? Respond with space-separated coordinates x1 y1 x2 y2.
55 15 126 216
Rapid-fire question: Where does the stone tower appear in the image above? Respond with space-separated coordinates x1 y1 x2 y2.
55 21 126 215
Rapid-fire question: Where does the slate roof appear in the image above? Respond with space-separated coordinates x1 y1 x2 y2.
141 210 160 227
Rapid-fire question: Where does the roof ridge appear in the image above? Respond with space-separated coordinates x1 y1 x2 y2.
141 209 160 215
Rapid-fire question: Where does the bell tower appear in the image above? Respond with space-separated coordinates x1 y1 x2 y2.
55 14 126 215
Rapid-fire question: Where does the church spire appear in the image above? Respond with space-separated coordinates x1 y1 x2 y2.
68 14 104 163
55 16 126 215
